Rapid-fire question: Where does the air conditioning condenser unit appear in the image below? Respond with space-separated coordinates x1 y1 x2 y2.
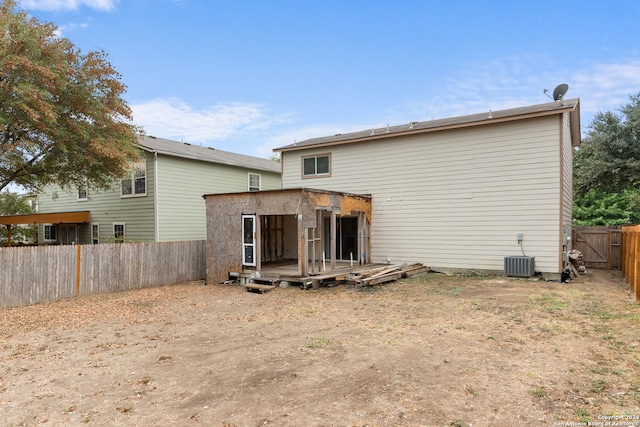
504 256 535 277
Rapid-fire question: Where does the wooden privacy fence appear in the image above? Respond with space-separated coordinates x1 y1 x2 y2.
0 240 206 308
620 225 640 302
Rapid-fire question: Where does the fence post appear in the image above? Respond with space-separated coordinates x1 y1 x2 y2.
626 227 636 291
635 229 640 302
76 244 81 297
630 231 633 292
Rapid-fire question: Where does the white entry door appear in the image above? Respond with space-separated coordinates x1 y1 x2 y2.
242 214 256 266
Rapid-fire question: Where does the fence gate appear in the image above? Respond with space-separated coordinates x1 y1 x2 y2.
572 226 621 269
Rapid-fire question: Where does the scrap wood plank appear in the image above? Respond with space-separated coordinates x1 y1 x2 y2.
403 266 431 277
244 283 276 294
402 264 431 277
358 272 404 286
304 264 393 284
362 264 404 278
356 263 428 286
360 263 424 281
357 266 408 286
356 264 404 279
298 262 430 287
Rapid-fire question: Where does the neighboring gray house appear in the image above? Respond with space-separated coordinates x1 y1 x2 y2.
203 99 580 281
36 135 281 244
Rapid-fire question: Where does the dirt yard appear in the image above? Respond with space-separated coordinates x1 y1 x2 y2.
1 269 639 427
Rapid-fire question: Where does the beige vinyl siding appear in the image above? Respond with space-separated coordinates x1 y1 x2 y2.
282 116 563 273
562 111 574 227
37 151 156 243
155 155 281 241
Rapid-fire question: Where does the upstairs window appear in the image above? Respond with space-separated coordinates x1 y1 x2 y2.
121 160 146 197
248 173 261 191
302 154 331 177
78 182 88 201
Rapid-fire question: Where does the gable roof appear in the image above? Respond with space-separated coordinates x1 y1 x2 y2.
137 135 281 173
275 98 581 152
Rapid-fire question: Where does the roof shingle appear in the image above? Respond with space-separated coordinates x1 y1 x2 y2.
275 98 580 152
137 136 281 173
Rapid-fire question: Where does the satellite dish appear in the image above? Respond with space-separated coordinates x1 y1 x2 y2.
552 83 569 102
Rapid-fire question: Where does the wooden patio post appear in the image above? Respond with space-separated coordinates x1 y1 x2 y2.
6 224 11 247
298 214 306 277
330 210 336 270
256 215 261 273
358 212 365 264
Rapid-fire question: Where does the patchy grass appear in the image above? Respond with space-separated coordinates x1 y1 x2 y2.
1 269 637 426
530 387 547 398
305 337 330 349
574 406 590 423
528 293 569 312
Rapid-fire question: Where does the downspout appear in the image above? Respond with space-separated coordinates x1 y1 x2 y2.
154 151 160 242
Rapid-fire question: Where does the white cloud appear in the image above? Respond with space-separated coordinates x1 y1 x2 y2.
390 57 640 132
21 0 117 11
53 22 89 38
131 59 640 158
570 61 640 118
131 99 295 153
267 58 640 153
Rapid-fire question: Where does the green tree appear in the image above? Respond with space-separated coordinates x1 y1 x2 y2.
572 91 640 225
573 188 640 226
573 92 640 197
0 0 140 193
0 190 36 243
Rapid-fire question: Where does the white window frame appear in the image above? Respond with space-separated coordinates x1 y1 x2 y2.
302 153 331 178
91 223 99 245
121 160 147 198
43 224 56 242
248 173 261 192
242 214 256 267
113 223 125 243
78 182 88 201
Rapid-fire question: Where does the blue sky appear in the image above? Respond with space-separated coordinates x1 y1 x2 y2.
19 0 640 159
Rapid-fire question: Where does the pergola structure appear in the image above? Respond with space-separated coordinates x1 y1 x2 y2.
0 211 90 246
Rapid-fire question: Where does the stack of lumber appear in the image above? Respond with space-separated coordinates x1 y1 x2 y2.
347 263 430 286
568 249 587 274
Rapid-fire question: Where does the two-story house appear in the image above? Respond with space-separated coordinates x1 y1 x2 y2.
37 135 282 244
203 99 580 283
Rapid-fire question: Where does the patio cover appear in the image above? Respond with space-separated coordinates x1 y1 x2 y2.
0 211 90 247
0 211 90 226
